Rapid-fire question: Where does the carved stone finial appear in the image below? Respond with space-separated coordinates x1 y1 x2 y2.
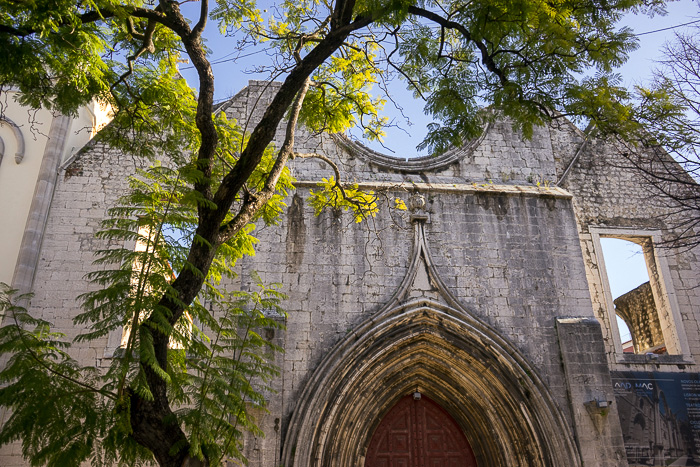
408 193 426 212
409 193 429 223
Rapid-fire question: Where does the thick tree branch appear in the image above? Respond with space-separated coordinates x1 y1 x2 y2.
155 0 218 207
191 0 209 40
1 7 170 37
331 0 357 31
121 3 216 464
0 24 28 36
406 6 509 86
207 14 375 230
149 4 381 361
131 7 380 465
218 77 311 243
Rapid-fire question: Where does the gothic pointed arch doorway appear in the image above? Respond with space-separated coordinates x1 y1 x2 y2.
281 222 582 466
366 394 478 467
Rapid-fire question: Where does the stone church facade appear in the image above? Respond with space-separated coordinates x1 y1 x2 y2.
1 81 700 466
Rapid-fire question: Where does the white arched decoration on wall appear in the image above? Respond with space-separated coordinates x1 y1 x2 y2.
0 117 26 165
281 215 582 467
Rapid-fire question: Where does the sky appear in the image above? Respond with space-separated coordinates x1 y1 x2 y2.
600 239 649 343
600 238 649 300
179 0 700 157
616 0 700 87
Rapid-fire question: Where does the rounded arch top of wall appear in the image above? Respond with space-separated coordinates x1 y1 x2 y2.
329 123 491 173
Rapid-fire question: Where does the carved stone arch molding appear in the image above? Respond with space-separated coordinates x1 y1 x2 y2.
330 123 491 173
0 116 26 164
282 219 581 466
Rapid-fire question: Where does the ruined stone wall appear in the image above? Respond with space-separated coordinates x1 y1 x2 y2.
24 143 138 352
555 128 700 371
0 142 140 466
0 83 666 466
614 281 665 354
233 184 627 465
219 81 561 186
217 83 628 466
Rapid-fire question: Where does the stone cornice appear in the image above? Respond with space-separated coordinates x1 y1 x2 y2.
293 179 573 198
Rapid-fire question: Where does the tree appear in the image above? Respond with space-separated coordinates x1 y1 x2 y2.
0 0 664 465
625 20 700 249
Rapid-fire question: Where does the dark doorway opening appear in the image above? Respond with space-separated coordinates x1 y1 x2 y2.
366 394 478 466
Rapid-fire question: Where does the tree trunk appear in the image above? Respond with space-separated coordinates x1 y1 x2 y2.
129 388 207 467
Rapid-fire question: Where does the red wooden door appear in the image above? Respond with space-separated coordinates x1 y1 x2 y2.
365 395 478 467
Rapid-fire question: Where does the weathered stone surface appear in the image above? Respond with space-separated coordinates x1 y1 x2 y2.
557 317 627 467
557 126 700 366
2 81 700 467
615 282 665 354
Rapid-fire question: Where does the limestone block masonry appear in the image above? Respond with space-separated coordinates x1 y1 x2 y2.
1 81 699 466
615 282 664 354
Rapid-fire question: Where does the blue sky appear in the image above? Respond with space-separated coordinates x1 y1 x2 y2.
600 238 649 343
600 239 649 300
179 0 700 156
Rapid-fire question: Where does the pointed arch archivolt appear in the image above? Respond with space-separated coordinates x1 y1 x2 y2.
282 298 581 466
282 221 581 467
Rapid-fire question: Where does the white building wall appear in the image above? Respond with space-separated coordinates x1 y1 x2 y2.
0 90 110 287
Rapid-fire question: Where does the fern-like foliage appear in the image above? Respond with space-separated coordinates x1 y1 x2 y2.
0 285 123 466
0 278 284 466
0 113 291 466
179 276 286 464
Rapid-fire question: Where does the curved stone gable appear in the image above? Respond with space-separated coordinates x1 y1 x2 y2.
329 124 492 173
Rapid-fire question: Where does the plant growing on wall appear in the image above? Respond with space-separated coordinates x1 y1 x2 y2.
0 0 666 464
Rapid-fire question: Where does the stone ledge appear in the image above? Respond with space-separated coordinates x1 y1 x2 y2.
294 180 573 198
617 353 695 366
